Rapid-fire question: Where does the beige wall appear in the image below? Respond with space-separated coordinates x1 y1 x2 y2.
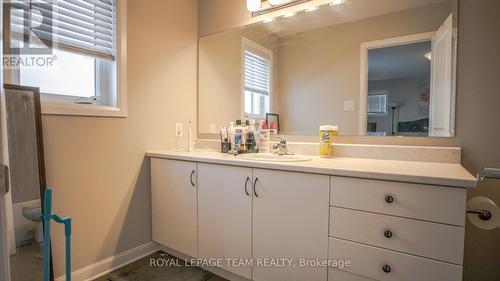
198 0 251 36
44 0 198 276
277 3 448 135
457 1 500 280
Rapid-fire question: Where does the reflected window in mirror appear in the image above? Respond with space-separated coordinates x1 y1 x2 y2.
243 38 273 119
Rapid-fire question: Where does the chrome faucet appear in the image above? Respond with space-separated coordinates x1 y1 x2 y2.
273 137 294 156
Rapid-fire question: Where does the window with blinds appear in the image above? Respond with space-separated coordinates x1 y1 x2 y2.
243 45 271 117
9 0 116 60
5 0 123 114
368 91 388 115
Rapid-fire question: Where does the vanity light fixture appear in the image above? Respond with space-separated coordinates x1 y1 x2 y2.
247 0 261 12
305 6 318 12
330 0 345 6
268 0 285 5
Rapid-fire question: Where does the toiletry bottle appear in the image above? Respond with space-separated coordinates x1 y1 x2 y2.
259 120 270 153
246 119 259 153
269 121 277 135
187 121 193 152
319 125 338 157
228 122 235 151
234 120 244 153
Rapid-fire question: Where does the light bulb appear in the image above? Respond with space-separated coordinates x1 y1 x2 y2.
330 0 345 6
305 6 318 12
268 0 284 6
247 0 261 12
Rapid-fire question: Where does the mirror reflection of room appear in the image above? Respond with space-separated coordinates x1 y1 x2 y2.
199 0 457 137
4 85 47 281
367 41 433 137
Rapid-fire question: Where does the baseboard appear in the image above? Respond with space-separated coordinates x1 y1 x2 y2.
55 241 160 281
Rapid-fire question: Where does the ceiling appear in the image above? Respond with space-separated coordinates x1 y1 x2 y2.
258 0 450 36
368 40 432 81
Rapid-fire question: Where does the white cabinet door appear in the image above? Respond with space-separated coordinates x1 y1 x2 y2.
198 163 253 279
253 169 330 281
151 158 198 257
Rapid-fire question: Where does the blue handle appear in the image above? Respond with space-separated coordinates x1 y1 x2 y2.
43 188 72 281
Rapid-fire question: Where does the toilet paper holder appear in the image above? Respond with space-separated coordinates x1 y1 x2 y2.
477 167 500 181
466 208 492 221
465 167 500 223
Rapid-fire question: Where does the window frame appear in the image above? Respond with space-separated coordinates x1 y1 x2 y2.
241 37 273 120
367 90 389 117
4 0 127 118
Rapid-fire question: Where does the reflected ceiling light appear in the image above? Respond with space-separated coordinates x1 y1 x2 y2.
263 17 275 23
284 11 296 17
305 6 318 12
247 0 261 12
268 0 285 5
425 52 432 61
330 0 345 6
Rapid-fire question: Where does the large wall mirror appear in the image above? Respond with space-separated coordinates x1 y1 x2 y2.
198 0 458 137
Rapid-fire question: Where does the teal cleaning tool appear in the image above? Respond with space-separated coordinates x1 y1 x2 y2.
43 188 72 281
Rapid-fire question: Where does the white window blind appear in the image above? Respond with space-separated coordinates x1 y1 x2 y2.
9 0 116 60
368 93 388 115
244 49 271 96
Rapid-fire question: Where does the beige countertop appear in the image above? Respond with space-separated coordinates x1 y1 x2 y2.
146 150 477 188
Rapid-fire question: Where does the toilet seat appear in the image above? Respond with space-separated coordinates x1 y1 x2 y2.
22 206 44 243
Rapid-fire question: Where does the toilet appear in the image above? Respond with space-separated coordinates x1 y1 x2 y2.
22 206 44 243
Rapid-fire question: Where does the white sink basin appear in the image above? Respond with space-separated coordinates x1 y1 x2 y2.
237 153 312 162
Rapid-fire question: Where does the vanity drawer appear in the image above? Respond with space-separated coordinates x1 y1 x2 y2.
330 177 467 226
329 238 462 281
329 207 464 264
328 268 375 281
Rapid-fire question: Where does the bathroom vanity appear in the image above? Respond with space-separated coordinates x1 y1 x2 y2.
147 146 476 281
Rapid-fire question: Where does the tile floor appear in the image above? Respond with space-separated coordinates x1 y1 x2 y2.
94 251 227 281
10 241 44 281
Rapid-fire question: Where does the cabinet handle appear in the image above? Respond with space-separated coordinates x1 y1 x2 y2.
384 230 393 239
382 264 391 273
190 170 195 187
244 177 250 196
385 195 394 204
253 177 259 197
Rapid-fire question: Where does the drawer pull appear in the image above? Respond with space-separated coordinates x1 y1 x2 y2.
244 177 251 196
385 195 394 204
382 264 391 273
384 230 393 238
253 177 259 197
190 170 196 187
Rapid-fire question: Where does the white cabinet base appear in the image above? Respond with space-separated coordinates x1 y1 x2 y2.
151 159 198 258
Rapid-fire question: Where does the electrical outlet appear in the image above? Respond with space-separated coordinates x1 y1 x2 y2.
175 122 183 137
344 100 354 111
